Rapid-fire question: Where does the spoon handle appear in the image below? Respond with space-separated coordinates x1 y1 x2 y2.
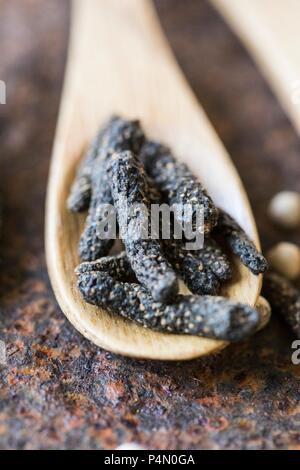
60 0 189 148
211 0 300 135
52 0 257 237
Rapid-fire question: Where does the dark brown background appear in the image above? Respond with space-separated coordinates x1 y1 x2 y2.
1 0 300 450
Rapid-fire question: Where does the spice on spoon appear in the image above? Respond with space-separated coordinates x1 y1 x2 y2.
108 150 178 303
194 238 232 281
79 243 221 297
76 251 133 279
214 209 267 275
166 239 221 295
76 264 259 342
76 117 145 261
78 163 115 261
147 181 232 293
140 140 219 234
69 115 268 342
67 124 107 213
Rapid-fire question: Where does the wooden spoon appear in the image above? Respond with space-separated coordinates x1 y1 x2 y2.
46 0 262 360
211 0 300 137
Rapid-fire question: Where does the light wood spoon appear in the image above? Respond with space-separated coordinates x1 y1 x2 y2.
46 0 262 360
211 0 300 137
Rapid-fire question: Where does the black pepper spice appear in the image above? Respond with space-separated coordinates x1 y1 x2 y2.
67 123 107 213
146 164 231 293
70 117 265 343
77 247 221 296
214 209 267 275
107 150 178 303
193 238 232 281
78 163 115 261
77 268 259 342
165 239 221 295
140 140 219 234
78 116 145 261
76 251 134 281
263 271 300 338
165 237 233 296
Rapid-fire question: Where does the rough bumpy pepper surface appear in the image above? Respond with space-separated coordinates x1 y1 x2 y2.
165 237 232 295
215 209 268 275
146 170 231 293
77 247 221 296
78 116 145 261
263 271 300 338
67 124 107 213
108 150 178 303
77 268 259 342
193 238 232 281
78 163 115 261
165 239 221 295
76 252 135 281
140 140 219 234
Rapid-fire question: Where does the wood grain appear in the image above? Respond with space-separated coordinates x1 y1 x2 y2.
46 0 261 360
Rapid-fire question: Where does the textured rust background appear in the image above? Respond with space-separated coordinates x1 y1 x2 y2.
1 0 300 450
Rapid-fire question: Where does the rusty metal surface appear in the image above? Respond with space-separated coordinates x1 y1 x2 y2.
0 0 300 450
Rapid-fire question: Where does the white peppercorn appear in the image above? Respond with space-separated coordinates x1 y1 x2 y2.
268 191 300 229
267 242 300 280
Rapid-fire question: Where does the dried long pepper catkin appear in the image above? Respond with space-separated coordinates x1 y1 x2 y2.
107 150 178 303
78 163 115 261
127 171 224 295
214 209 267 275
78 245 222 297
140 140 219 234
166 239 221 295
194 238 232 281
76 266 259 342
146 173 231 294
67 126 106 213
168 238 233 295
76 251 134 280
263 271 300 338
78 116 145 261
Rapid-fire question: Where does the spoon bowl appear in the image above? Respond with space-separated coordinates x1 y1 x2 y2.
46 0 262 360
